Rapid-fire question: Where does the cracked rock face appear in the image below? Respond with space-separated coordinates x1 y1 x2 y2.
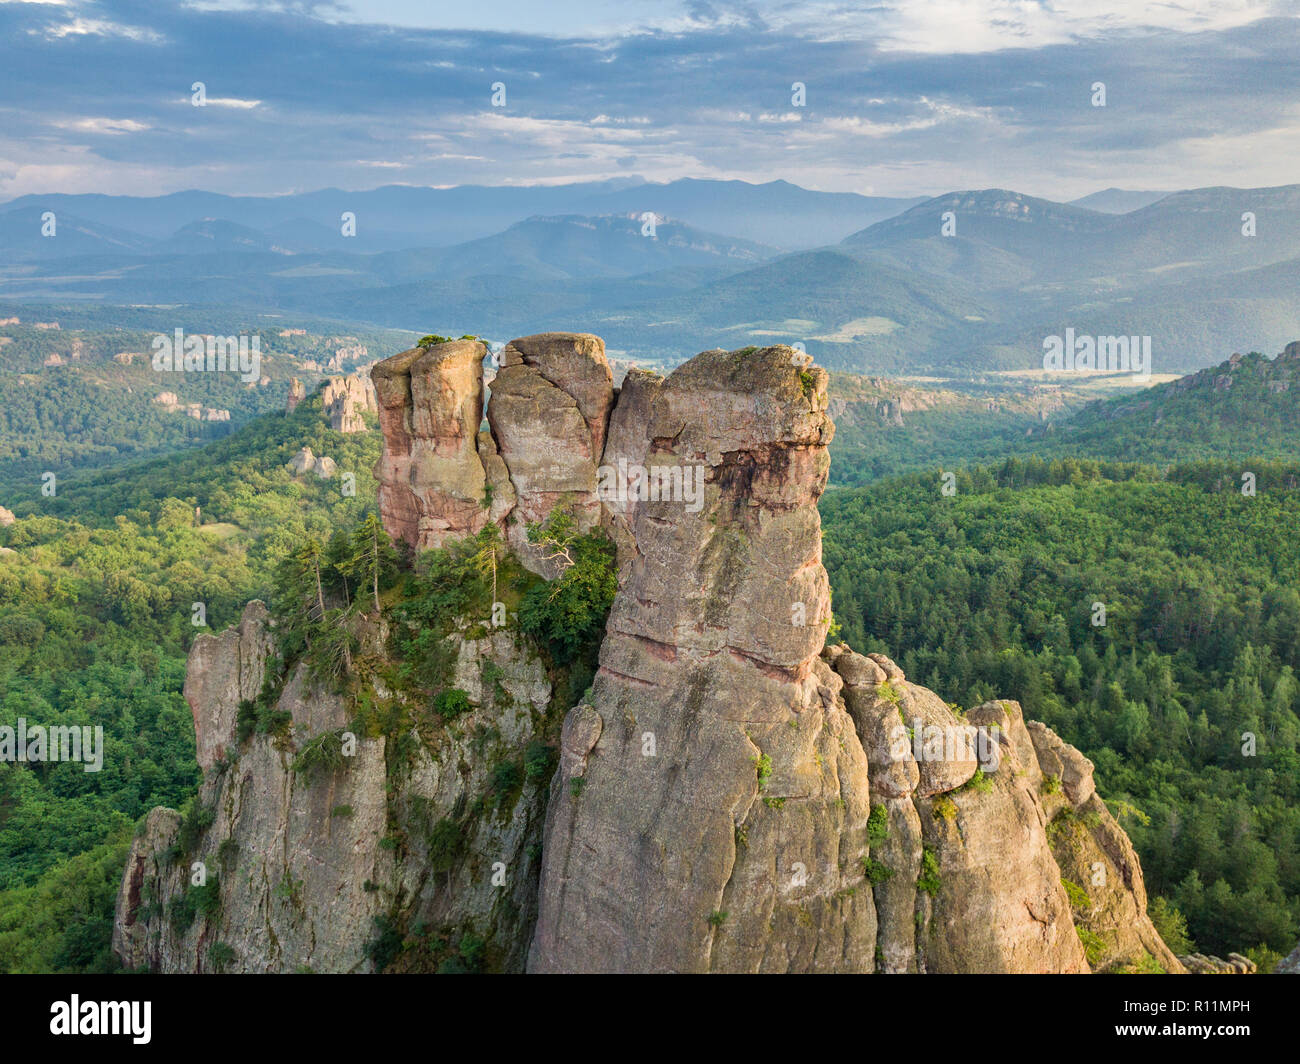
528 346 880 973
372 332 614 575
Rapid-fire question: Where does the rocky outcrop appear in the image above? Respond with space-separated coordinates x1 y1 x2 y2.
183 601 275 773
529 345 876 973
153 392 231 421
115 603 390 973
118 331 1184 975
1278 942 1300 973
831 659 1085 974
370 332 613 573
371 339 491 552
0 506 13 527
113 604 558 974
488 333 614 575
322 372 378 433
1179 953 1257 974
286 378 306 413
286 446 336 479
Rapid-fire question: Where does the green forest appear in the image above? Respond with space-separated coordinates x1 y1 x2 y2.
827 349 1300 488
0 310 415 481
2 350 1299 973
0 394 382 971
822 457 1300 965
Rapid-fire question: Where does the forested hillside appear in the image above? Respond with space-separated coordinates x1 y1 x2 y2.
828 346 1300 487
0 310 413 482
5 354 1300 972
1028 347 1300 464
822 458 1300 964
0 396 382 971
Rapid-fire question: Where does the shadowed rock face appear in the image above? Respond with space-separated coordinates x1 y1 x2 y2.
183 601 274 773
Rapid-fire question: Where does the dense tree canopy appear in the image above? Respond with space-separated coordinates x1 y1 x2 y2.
822 457 1300 962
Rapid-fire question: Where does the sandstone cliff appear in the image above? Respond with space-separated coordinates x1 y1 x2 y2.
115 333 1183 974
322 372 378 433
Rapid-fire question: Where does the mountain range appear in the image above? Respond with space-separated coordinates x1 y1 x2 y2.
0 178 920 252
2 178 1298 376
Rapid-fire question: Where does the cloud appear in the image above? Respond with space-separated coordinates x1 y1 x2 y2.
54 116 151 133
202 97 263 109
39 15 163 41
1 0 1299 200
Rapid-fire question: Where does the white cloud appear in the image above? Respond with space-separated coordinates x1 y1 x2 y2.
204 98 263 110
55 117 151 134
770 0 1293 54
39 16 164 42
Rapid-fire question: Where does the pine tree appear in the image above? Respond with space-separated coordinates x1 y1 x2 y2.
350 512 397 614
297 538 326 622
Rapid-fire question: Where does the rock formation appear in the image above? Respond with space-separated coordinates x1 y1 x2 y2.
323 372 378 433
286 378 306 412
1179 953 1257 974
113 603 555 974
115 332 1185 975
371 339 492 552
370 333 611 572
153 392 231 421
286 446 336 479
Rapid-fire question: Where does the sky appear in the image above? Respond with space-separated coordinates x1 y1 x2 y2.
1 0 1299 201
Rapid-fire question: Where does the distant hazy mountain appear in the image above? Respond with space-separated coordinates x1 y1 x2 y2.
1068 188 1175 213
407 213 777 280
559 179 923 248
577 248 990 369
154 219 299 256
0 181 629 246
0 206 152 260
844 185 1300 285
0 178 917 253
3 181 1298 377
